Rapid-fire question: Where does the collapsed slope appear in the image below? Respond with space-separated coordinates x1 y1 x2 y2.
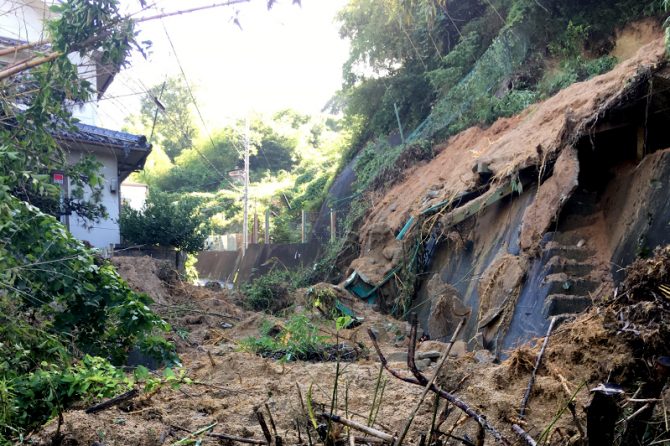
360 37 666 242
344 35 670 354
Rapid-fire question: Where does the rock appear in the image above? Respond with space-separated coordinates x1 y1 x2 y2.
417 351 441 361
370 325 390 343
185 314 205 325
417 340 448 352
474 349 495 364
449 340 468 358
426 274 471 341
415 358 431 371
204 281 222 291
385 351 408 362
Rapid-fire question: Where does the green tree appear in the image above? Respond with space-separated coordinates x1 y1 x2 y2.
138 77 198 161
248 118 299 177
154 127 241 192
120 191 211 253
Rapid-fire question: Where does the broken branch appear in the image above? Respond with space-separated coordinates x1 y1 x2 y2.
207 432 266 444
367 328 512 445
394 316 466 446
512 424 537 446
84 389 138 414
520 317 557 418
153 302 239 321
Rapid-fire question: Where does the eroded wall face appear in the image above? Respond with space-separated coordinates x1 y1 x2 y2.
422 146 670 357
414 186 537 354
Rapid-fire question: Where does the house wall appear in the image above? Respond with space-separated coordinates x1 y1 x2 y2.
66 149 121 248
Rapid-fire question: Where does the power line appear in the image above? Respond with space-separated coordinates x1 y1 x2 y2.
159 19 242 190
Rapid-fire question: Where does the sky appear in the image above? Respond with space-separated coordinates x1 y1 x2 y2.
97 0 351 132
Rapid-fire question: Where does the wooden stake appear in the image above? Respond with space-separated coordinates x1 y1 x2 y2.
256 411 273 445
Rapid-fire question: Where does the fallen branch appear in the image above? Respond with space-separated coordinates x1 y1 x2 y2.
512 424 537 446
84 389 138 414
352 435 386 444
394 316 466 446
519 317 557 418
368 328 512 445
618 403 652 425
319 413 396 443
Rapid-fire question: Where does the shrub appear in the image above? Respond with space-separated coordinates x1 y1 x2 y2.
120 191 210 253
0 196 178 441
241 268 308 313
239 315 330 362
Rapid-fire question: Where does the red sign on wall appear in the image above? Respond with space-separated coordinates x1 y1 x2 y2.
53 172 64 185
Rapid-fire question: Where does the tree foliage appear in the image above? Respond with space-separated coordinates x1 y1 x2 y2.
120 191 211 253
138 77 198 161
0 0 178 440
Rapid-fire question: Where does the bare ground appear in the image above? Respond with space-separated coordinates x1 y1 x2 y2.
29 252 670 446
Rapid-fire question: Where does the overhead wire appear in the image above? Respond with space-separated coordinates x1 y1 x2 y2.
158 18 243 191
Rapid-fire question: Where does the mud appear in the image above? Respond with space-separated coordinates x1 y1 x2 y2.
612 18 663 62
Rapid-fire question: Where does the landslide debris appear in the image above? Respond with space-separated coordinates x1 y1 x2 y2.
30 251 670 446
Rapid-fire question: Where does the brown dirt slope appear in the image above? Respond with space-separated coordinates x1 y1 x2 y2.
360 38 667 245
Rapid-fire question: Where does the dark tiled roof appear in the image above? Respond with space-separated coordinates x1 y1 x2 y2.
53 122 151 152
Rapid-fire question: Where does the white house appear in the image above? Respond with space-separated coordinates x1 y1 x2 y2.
0 0 152 248
121 181 149 211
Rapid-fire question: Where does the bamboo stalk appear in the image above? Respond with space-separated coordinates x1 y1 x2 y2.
319 413 396 443
0 51 61 81
368 364 385 426
295 383 314 446
0 40 47 57
170 422 217 446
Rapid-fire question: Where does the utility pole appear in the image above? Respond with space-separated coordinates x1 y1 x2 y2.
243 117 249 257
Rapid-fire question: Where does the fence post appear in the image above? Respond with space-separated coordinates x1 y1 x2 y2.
301 210 307 243
264 209 270 244
252 213 259 244
330 209 336 243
